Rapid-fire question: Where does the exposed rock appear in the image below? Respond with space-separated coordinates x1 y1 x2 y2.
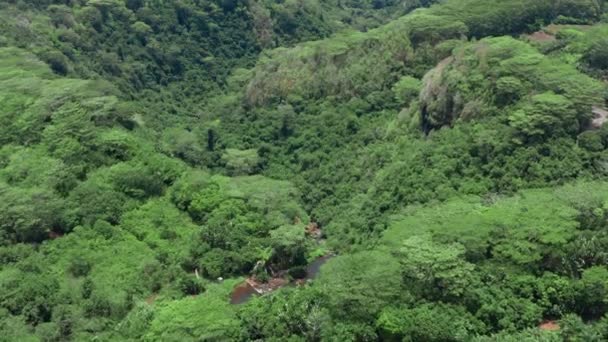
305 222 322 239
525 31 556 43
245 277 288 295
539 320 560 331
591 106 608 129
420 57 456 132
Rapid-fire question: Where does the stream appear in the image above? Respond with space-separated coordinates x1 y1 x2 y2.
230 255 334 305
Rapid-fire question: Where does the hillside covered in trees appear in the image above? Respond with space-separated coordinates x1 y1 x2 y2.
1 0 608 340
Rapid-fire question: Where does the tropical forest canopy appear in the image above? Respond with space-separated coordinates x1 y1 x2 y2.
1 0 608 340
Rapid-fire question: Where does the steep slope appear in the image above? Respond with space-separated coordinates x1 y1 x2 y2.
0 48 313 340
1 0 608 340
201 0 608 247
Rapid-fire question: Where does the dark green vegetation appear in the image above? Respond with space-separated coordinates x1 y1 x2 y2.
1 0 608 340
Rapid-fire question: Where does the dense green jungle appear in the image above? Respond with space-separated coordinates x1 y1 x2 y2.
2 0 608 340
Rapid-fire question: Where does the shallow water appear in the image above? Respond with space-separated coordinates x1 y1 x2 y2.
304 255 333 280
229 255 335 305
230 283 258 305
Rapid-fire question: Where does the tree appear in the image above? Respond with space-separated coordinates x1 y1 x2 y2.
170 171 214 212
65 179 130 225
38 50 70 75
509 92 577 139
496 76 524 106
238 287 330 341
162 128 205 165
269 224 307 270
131 21 152 44
559 314 601 341
278 103 296 137
399 235 475 301
393 76 422 107
316 251 405 321
221 149 261 176
145 285 244 341
252 246 274 279
0 271 59 324
377 303 486 341
474 285 543 332
0 185 65 243
576 266 608 319
555 0 602 22
583 39 608 70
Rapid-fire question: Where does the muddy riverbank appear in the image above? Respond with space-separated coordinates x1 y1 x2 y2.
230 254 334 305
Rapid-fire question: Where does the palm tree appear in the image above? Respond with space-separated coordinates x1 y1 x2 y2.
253 246 275 276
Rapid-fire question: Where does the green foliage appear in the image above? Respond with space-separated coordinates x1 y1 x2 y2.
508 92 577 139
238 286 330 341
393 76 422 107
0 184 65 244
245 28 413 106
552 24 608 74
161 128 206 165
429 0 554 37
377 303 486 341
496 76 524 105
382 184 598 269
555 0 603 23
0 44 315 338
316 251 405 321
473 328 561 341
2 0 608 340
398 235 475 300
120 199 199 265
584 38 608 69
221 148 261 176
419 37 603 132
577 266 608 318
169 171 310 278
145 280 244 341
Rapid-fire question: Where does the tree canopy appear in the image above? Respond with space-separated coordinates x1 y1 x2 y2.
1 0 608 340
